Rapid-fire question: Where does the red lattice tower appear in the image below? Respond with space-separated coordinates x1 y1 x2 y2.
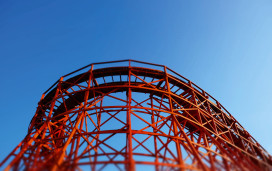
1 60 272 171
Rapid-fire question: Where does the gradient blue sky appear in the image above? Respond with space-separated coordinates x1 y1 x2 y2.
0 0 272 163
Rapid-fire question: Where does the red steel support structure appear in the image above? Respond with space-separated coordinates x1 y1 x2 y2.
1 59 272 171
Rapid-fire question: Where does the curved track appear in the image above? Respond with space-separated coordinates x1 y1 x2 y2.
1 60 272 171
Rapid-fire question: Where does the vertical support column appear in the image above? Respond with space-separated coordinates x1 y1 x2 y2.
92 97 102 171
74 65 94 169
126 60 135 171
52 65 94 171
93 67 101 171
164 66 184 171
150 95 159 171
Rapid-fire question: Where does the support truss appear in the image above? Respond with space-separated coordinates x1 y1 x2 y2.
1 60 272 171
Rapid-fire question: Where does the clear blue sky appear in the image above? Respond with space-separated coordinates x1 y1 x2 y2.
0 0 272 163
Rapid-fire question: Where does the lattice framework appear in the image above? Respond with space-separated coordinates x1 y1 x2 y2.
1 60 272 171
